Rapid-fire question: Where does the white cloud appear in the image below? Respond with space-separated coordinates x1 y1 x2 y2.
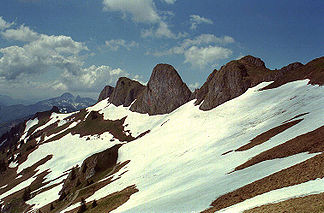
188 82 200 91
190 14 213 30
1 25 40 42
0 17 14 30
161 0 176 4
103 0 181 39
152 34 234 57
61 65 129 91
0 18 133 94
51 82 68 91
103 0 160 23
182 34 234 48
105 39 139 51
0 34 87 80
184 46 232 68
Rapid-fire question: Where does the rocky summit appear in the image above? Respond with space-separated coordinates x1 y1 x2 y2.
193 55 303 110
130 64 192 115
109 77 145 107
97 85 114 102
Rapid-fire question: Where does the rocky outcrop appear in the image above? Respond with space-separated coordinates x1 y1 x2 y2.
98 85 114 102
262 57 324 90
59 144 122 199
130 64 192 115
109 77 145 107
193 55 281 110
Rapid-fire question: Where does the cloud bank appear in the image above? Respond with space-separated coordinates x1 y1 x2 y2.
0 17 130 95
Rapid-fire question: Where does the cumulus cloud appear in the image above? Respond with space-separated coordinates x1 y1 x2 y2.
0 34 87 79
0 17 14 30
61 65 129 91
141 21 185 39
105 39 139 51
1 25 40 42
152 34 234 56
161 0 176 4
188 82 200 91
103 0 181 39
103 0 160 23
150 33 234 67
0 17 132 95
184 46 232 68
190 15 213 30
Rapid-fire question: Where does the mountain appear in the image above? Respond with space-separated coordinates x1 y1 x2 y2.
0 93 96 137
0 95 33 106
0 55 323 213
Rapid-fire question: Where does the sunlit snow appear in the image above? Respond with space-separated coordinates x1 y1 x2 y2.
2 80 324 212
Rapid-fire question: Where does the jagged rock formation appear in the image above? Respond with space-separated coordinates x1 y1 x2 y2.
98 86 114 102
193 55 304 111
59 144 122 199
263 56 324 90
109 77 145 107
130 64 192 115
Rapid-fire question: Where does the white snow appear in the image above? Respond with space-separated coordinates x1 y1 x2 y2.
34 112 74 133
0 176 36 200
0 184 7 190
26 183 63 211
219 177 324 213
8 161 18 168
3 80 324 212
63 80 324 213
17 132 121 183
0 139 7 147
20 117 39 143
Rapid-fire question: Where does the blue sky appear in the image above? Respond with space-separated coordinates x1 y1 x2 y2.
0 0 323 101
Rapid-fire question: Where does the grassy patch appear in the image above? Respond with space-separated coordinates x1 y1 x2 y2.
245 192 324 213
68 185 138 213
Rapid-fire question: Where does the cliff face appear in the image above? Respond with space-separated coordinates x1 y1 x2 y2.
193 55 303 111
109 77 145 107
130 64 192 115
97 55 323 113
97 85 114 102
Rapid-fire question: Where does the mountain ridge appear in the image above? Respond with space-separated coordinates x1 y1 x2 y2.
99 55 324 113
0 55 323 213
0 93 96 137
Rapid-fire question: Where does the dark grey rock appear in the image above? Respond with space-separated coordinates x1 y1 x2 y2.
98 85 114 102
109 77 145 107
194 55 285 111
130 64 192 115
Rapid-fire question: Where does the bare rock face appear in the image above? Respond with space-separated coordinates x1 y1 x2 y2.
194 55 281 111
109 77 145 107
59 144 121 200
130 64 192 115
98 85 114 102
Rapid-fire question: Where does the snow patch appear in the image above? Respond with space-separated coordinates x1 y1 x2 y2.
26 183 63 211
0 177 36 200
219 177 324 212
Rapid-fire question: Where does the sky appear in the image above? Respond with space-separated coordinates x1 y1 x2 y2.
0 0 323 101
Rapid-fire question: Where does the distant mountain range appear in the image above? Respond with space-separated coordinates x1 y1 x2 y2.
0 93 96 136
0 95 33 106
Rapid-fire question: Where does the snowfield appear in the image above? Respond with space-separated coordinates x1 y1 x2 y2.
1 79 324 212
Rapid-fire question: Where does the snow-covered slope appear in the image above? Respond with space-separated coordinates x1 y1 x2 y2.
1 79 324 213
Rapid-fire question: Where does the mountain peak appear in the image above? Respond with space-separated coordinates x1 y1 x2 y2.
60 92 74 100
98 85 114 102
238 55 266 68
109 77 145 107
130 64 192 115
